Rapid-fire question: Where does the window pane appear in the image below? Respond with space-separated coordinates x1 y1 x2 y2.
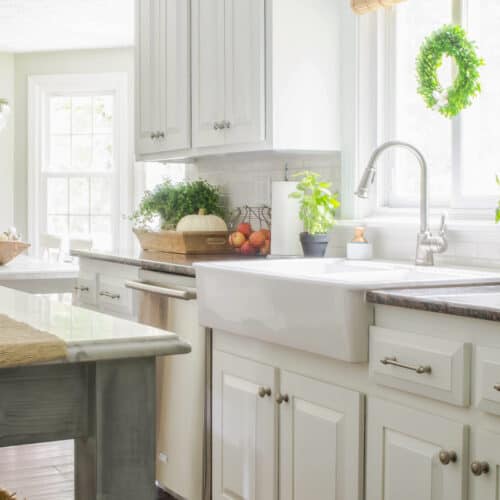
72 97 92 134
91 216 112 251
93 134 113 170
460 1 500 197
47 215 68 236
47 177 68 214
70 215 90 236
72 135 92 170
49 135 71 170
69 177 89 215
50 97 71 134
390 0 452 205
90 177 111 215
93 96 113 133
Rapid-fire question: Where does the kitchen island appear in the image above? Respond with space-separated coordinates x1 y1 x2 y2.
0 286 190 500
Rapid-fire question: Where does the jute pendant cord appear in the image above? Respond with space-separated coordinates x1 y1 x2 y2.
352 0 406 15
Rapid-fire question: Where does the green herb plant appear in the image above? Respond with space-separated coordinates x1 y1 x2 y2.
132 179 225 229
289 171 340 235
495 176 500 224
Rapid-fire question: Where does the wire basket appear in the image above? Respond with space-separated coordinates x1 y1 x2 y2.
228 205 271 231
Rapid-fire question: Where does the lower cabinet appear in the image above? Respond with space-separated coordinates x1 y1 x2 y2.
469 430 500 500
366 397 467 500
212 350 364 500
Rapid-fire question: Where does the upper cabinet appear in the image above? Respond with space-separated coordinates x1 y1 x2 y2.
135 0 341 161
192 0 266 149
135 0 190 158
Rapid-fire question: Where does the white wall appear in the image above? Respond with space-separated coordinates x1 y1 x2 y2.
14 47 134 238
0 53 15 231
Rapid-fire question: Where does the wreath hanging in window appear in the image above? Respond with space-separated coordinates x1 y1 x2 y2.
416 24 484 118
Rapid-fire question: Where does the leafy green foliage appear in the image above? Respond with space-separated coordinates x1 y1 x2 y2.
132 179 225 229
416 24 484 118
289 171 340 235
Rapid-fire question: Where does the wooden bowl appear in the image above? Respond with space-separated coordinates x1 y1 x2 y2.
0 240 30 265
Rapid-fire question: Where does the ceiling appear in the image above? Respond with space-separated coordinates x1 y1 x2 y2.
0 0 134 53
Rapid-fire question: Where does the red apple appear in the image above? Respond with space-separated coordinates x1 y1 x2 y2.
241 241 257 256
249 230 266 249
229 231 246 248
237 222 252 238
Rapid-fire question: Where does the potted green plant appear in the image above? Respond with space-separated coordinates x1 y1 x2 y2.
131 179 225 229
289 171 340 257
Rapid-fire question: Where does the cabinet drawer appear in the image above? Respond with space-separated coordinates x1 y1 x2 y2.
475 346 500 416
369 327 471 406
74 272 97 307
97 275 135 318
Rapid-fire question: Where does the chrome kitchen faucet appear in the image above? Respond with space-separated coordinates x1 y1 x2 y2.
354 141 448 266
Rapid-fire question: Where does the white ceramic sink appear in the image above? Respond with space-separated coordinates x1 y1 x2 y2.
194 258 500 362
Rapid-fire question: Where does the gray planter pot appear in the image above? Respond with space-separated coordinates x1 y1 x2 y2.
300 232 328 257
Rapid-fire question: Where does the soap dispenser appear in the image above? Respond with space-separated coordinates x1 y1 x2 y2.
346 227 373 260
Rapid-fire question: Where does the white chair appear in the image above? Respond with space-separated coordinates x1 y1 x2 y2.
40 233 63 262
69 237 93 252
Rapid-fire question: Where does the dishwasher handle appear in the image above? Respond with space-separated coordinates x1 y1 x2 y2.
125 280 197 300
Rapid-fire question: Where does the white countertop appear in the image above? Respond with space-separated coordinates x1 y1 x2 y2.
0 286 191 363
0 255 78 281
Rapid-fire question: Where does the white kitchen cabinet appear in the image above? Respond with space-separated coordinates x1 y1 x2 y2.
279 370 363 500
135 0 190 158
212 349 363 500
366 397 467 500
212 350 278 500
469 430 500 500
190 0 341 157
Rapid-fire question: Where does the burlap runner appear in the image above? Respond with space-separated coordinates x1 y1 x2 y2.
0 314 67 368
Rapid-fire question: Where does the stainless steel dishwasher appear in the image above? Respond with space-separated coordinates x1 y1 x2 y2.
126 269 211 500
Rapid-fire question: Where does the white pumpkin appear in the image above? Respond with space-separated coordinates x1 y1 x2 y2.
176 209 227 232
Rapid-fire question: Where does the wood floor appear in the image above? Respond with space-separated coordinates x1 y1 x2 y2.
0 441 174 500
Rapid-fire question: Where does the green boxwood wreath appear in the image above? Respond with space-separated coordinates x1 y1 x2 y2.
416 24 484 118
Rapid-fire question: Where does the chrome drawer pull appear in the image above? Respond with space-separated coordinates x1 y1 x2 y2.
125 280 197 301
74 286 89 292
99 291 121 300
380 356 432 375
494 384 500 392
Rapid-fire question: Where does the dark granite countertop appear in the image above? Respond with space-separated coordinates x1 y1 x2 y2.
71 249 252 277
367 285 500 322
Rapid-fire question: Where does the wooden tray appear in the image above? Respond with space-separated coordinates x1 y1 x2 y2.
133 228 232 255
0 241 30 265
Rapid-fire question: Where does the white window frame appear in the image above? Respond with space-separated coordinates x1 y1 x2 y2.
377 0 497 216
28 73 132 255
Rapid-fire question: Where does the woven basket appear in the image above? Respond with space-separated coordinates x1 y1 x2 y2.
0 241 30 265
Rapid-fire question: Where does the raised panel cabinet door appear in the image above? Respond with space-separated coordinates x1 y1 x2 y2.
470 430 500 500
366 398 468 500
212 350 278 500
136 0 190 156
224 0 266 146
135 0 161 155
192 0 226 148
279 371 364 500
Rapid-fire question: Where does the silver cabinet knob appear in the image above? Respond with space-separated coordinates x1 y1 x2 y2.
213 122 221 130
439 450 457 465
150 132 157 140
494 384 500 391
224 120 231 129
471 461 490 476
158 131 165 139
276 393 289 404
258 387 271 398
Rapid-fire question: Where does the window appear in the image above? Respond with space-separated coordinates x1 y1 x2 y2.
29 74 130 254
381 0 500 211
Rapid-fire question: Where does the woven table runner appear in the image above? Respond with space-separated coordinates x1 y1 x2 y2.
0 314 67 368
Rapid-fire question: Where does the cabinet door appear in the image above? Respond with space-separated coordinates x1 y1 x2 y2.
212 350 277 500
192 0 226 148
136 0 190 156
470 430 500 500
366 398 467 500
279 371 363 500
224 0 266 146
